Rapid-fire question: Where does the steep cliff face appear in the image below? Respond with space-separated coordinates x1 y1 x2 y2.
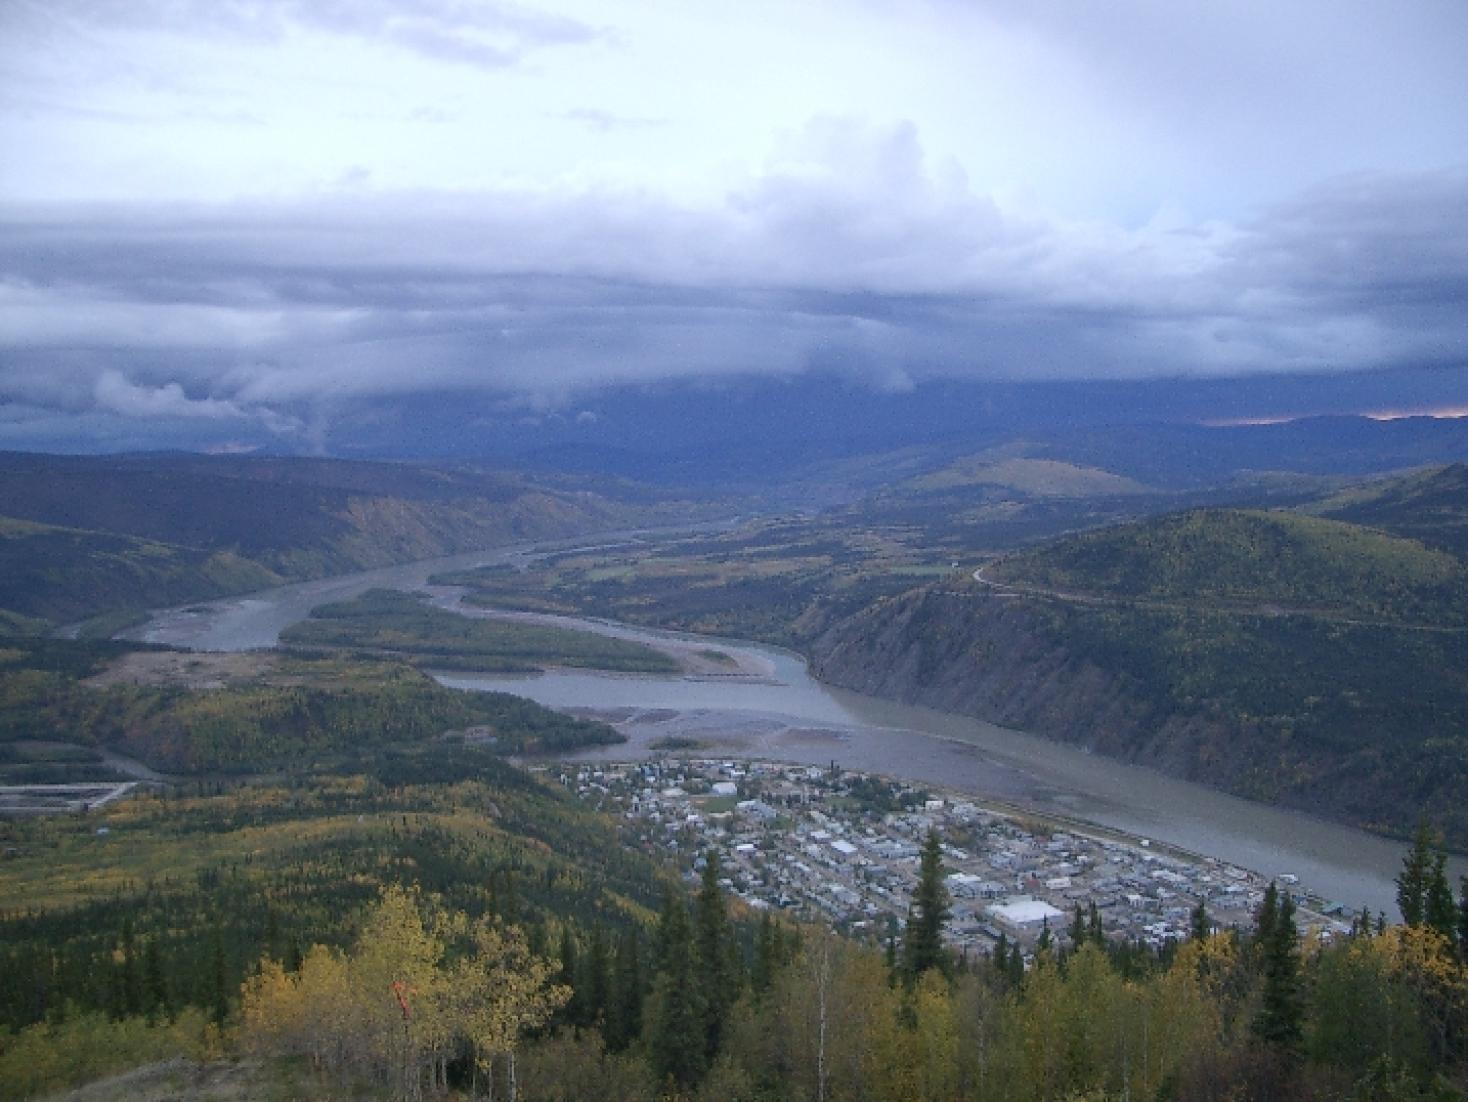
806 582 1468 845
808 586 1169 753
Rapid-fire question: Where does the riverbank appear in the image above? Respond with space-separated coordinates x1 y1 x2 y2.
119 541 1455 915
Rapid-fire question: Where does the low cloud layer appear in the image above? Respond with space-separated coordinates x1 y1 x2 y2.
2 1 1466 451
2 119 1465 448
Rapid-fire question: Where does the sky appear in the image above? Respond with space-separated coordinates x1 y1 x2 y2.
1 0 1466 453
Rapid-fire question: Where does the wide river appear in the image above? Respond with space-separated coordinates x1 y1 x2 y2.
125 538 1462 916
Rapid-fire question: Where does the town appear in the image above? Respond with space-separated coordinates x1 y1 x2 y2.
550 757 1353 960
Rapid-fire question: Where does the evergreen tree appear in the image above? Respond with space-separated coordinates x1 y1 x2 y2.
1396 821 1435 927
694 851 739 1061
993 930 1010 985
648 894 707 1090
1087 900 1104 946
1354 905 1373 938
1068 904 1087 949
583 925 610 1030
1252 884 1303 1052
1190 900 1211 941
606 925 643 1054
1255 880 1279 955
752 912 776 996
208 929 229 1028
556 926 581 1028
118 918 141 1019
1425 851 1458 948
902 829 951 980
1007 942 1025 987
142 938 171 1024
1036 917 1052 955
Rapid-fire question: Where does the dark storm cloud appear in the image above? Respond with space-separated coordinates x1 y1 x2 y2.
2 138 1466 447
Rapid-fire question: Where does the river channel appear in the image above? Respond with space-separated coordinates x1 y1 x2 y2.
124 540 1458 916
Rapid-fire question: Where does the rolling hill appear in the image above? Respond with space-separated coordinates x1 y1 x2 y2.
0 452 708 628
810 465 1468 846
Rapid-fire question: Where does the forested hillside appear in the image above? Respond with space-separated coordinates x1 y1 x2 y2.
0 638 623 775
811 466 1468 846
0 452 705 628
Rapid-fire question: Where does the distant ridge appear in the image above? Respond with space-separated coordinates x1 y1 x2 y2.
0 452 703 629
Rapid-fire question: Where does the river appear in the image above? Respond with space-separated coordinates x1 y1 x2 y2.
124 542 1457 916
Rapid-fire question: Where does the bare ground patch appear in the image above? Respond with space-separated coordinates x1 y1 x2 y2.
83 651 278 691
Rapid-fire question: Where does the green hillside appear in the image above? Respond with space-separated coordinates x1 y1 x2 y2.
811 467 1468 845
0 452 708 628
992 506 1467 625
1308 463 1468 559
0 515 283 626
0 638 623 775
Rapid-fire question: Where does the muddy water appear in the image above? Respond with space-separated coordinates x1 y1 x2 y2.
126 547 1455 915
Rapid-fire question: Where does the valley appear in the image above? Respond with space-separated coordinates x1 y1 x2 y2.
5 446 1468 1100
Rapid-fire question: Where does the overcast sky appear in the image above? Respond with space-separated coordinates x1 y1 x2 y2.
2 0 1466 452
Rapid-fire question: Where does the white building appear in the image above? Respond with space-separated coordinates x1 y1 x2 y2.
987 896 1065 935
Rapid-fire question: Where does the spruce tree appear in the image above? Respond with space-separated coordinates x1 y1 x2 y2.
142 938 171 1024
1252 884 1303 1051
1396 821 1434 927
584 925 610 1029
1255 881 1279 955
556 927 581 1028
1190 900 1211 941
648 895 707 1089
694 851 740 1060
1425 851 1458 948
752 912 776 996
1087 901 1104 947
1354 905 1373 938
902 829 951 980
1036 917 1052 955
1068 904 1087 949
606 926 644 1053
119 918 141 1019
208 930 229 1028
